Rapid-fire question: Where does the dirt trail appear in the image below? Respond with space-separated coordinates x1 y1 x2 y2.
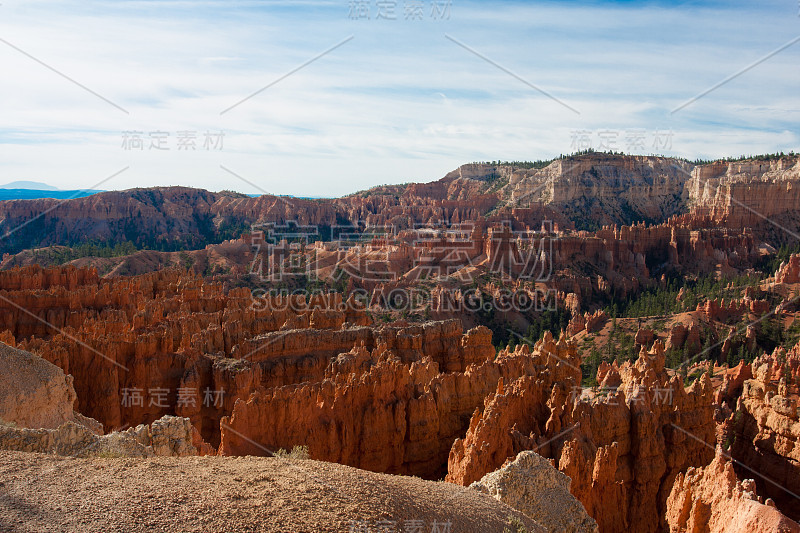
0 451 539 533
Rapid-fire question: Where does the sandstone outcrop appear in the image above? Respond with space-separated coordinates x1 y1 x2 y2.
0 414 199 458
126 415 201 457
0 341 201 458
447 340 716 533
776 254 800 284
0 266 383 446
219 328 522 478
635 327 656 346
0 342 77 429
471 450 598 533
697 297 770 323
729 342 800 521
666 447 800 533
568 310 608 337
446 332 583 484
714 361 753 405
0 265 525 478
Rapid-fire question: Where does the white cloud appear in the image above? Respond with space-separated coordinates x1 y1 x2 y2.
0 0 797 196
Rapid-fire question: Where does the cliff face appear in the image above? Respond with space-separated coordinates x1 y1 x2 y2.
446 332 583 486
2 155 798 258
489 155 693 228
0 182 502 255
666 447 800 533
220 334 511 478
687 157 800 229
217 322 519 477
0 341 202 458
0 187 228 254
0 265 730 512
0 342 78 430
729 342 800 521
447 341 716 533
0 266 376 444
235 211 759 316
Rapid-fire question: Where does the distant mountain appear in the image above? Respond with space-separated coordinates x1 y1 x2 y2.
0 180 59 190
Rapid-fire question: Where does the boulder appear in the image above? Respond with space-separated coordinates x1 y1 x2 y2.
0 342 77 430
471 450 598 533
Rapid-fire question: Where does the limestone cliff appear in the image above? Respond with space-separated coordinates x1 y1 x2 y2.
687 157 800 228
489 155 693 229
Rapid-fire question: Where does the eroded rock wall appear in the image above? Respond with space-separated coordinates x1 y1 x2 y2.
219 327 517 478
667 447 800 533
729 343 800 521
447 341 716 533
687 157 800 227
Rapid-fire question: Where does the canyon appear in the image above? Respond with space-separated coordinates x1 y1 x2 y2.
2 260 799 531
2 154 800 532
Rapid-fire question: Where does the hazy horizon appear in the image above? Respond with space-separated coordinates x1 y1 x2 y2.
3 149 799 200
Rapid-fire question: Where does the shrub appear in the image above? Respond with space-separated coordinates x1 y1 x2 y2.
274 445 310 460
503 516 529 533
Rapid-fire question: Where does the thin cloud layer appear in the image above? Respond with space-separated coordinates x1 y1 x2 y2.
0 0 797 196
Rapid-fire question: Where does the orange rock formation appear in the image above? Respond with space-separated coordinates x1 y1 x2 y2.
447 341 715 533
667 447 800 533
728 343 800 521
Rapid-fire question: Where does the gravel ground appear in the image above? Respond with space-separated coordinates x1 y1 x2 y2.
0 450 541 533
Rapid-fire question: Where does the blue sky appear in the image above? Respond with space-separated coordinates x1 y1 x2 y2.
0 0 798 196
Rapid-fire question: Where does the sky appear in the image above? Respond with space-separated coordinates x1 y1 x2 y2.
0 0 798 197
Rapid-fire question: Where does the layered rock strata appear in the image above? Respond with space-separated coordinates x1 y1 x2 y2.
0 342 202 458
